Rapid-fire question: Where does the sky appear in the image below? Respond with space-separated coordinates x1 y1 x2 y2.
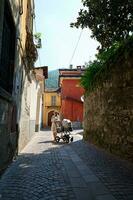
34 0 99 70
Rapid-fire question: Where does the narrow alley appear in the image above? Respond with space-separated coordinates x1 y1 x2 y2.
0 130 133 200
0 1 133 200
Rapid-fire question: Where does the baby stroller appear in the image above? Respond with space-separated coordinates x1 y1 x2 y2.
55 119 73 143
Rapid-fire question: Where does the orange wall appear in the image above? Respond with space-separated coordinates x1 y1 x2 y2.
61 99 83 122
61 79 84 100
61 79 84 122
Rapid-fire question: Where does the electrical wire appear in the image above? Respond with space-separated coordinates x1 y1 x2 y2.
68 29 83 66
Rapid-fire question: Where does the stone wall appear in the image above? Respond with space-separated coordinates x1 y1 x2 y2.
83 56 133 161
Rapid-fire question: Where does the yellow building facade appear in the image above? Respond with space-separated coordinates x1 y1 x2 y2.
43 89 61 127
0 0 39 170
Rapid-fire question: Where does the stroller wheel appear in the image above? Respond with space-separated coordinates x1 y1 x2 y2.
70 137 73 142
62 135 66 142
55 136 60 143
62 135 69 143
66 138 69 143
65 135 70 143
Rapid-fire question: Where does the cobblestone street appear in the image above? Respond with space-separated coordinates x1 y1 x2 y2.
0 130 133 200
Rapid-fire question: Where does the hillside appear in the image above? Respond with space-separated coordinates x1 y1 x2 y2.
45 69 59 89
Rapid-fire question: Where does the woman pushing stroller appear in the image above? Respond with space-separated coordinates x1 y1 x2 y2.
51 112 60 142
51 112 73 143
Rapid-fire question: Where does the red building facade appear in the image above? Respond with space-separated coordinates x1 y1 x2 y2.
59 67 85 127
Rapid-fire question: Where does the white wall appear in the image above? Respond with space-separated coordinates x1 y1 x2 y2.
30 79 39 121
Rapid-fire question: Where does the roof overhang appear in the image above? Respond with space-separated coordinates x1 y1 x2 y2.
34 66 48 80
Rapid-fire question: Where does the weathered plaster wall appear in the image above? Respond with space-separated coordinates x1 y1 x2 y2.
29 79 38 136
84 56 133 161
0 0 38 172
18 76 30 151
18 74 39 151
0 0 20 171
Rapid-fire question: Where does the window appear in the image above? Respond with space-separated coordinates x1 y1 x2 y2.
51 96 56 106
0 1 16 93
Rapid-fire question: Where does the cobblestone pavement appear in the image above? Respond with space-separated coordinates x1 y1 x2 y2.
0 132 76 200
0 130 132 200
71 134 133 200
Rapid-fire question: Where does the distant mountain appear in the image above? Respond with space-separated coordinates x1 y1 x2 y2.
45 69 59 89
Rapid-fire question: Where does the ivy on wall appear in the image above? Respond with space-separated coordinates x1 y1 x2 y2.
25 31 38 69
80 36 133 91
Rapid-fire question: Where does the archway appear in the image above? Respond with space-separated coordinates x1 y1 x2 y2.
48 111 54 127
48 110 59 127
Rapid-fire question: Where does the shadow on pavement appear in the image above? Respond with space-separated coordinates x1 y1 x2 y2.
0 133 133 200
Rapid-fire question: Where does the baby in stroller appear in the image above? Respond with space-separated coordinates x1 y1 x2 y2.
55 119 73 143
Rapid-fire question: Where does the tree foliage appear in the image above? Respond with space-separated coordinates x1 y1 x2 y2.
71 0 133 49
80 36 133 90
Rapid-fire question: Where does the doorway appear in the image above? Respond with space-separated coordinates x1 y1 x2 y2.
48 111 54 127
48 110 59 127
